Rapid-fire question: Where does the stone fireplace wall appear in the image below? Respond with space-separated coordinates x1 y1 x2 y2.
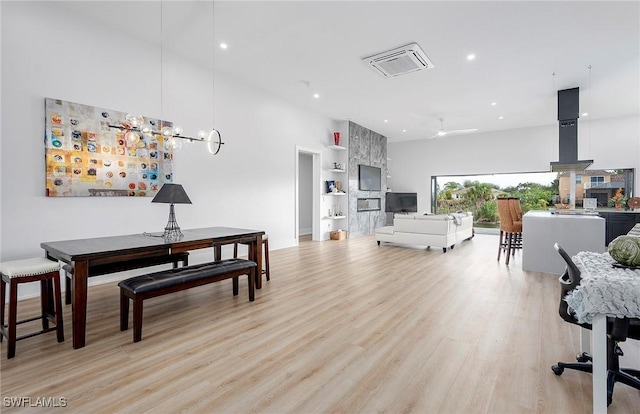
348 122 387 238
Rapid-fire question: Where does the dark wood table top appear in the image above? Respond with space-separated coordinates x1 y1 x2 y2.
41 226 265 262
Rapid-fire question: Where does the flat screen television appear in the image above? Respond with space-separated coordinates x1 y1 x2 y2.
385 192 418 213
358 165 381 191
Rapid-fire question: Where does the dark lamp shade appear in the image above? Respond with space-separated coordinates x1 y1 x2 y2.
151 183 192 204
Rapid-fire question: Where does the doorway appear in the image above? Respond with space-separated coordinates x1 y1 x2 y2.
295 146 321 243
298 153 313 237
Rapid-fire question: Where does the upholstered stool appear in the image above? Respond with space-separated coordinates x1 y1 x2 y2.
0 258 64 358
496 198 522 265
234 234 270 281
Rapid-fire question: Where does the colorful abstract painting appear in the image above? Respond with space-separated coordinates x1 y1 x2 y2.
45 98 173 197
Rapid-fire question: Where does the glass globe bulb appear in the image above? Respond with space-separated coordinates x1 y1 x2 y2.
170 137 183 150
197 130 208 139
172 126 183 136
126 114 144 128
140 124 152 134
124 131 141 146
161 126 173 137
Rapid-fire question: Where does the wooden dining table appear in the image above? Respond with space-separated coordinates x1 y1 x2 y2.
41 227 264 349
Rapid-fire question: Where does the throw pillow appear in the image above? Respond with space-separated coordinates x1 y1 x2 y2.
608 235 640 267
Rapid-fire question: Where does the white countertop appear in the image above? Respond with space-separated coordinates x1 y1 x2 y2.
524 210 604 220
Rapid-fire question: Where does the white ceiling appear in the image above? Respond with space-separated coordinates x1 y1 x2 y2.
67 1 640 143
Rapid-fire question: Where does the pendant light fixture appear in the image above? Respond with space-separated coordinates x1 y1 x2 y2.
204 0 223 155
110 1 223 155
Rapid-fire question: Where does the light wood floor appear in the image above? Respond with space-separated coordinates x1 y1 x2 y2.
1 234 639 413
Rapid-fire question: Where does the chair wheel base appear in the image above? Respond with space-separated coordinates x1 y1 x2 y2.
576 352 592 363
551 364 564 375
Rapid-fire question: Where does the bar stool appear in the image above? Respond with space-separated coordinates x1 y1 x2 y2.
233 234 270 281
0 258 64 358
507 197 523 251
496 198 522 265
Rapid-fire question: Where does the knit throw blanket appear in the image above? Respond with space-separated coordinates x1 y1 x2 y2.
564 251 640 324
450 212 466 226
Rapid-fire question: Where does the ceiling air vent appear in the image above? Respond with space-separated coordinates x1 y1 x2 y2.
363 43 434 78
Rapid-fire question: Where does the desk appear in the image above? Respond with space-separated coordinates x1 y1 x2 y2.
568 252 640 413
41 227 264 349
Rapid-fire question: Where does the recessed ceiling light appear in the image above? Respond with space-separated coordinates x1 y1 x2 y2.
498 116 504 119
491 102 497 106
402 129 407 133
467 54 476 61
582 112 589 117
313 93 320 99
220 43 228 50
384 119 388 123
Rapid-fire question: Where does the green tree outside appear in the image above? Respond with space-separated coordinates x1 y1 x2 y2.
436 180 555 225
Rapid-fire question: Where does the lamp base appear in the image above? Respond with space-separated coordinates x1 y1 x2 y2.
162 204 184 241
162 228 183 242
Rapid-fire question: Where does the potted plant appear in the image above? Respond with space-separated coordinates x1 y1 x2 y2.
608 188 628 211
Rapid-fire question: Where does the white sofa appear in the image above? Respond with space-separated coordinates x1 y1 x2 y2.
375 212 474 252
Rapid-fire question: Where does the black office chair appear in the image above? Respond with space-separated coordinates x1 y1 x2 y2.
551 243 640 406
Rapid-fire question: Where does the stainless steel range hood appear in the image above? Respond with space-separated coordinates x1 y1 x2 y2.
550 160 594 172
550 87 593 172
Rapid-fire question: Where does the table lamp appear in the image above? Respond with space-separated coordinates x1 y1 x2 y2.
151 183 192 241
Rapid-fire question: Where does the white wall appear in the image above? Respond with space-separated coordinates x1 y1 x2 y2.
388 115 640 212
1 2 337 298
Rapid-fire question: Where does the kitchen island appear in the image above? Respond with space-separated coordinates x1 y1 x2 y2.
522 210 606 274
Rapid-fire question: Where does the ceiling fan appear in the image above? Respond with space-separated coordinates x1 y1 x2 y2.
428 117 478 139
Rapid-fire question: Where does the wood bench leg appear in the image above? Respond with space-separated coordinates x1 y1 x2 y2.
132 298 144 343
248 268 255 302
120 290 129 331
233 277 239 296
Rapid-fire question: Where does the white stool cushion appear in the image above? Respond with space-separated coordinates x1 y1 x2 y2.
0 258 60 279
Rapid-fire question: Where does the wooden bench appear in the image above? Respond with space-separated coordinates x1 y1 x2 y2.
63 252 190 304
118 258 257 342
